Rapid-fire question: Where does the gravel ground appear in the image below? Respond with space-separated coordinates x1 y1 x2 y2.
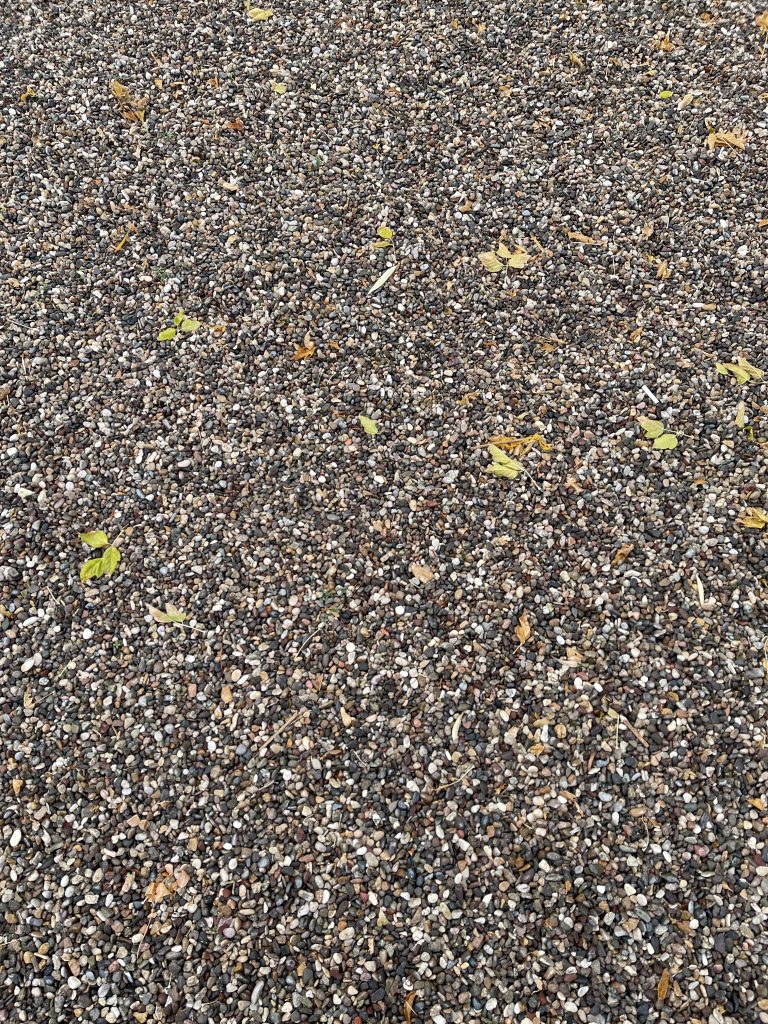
2 1 768 1022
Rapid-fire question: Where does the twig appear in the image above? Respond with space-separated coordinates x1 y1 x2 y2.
257 708 308 757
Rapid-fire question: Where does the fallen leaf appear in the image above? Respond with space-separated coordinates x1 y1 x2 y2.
410 563 435 583
756 10 768 33
690 574 706 608
79 530 109 549
677 92 695 110
247 7 274 19
568 51 584 68
638 417 665 439
506 248 530 269
716 361 759 385
658 90 673 99
340 706 354 728
359 415 378 435
759 219 768 229
180 317 202 333
736 356 763 380
653 433 678 450
158 327 177 342
479 251 503 273
657 968 670 1002
487 463 521 479
145 878 176 904
112 228 133 252
377 226 394 240
23 690 33 710
147 604 187 625
19 86 36 104
515 611 532 645
458 198 474 212
368 263 397 295
705 128 747 151
566 230 602 245
656 259 671 280
748 797 766 811
737 507 768 529
80 558 104 583
271 81 287 94
221 684 233 704
488 433 552 456
612 543 634 566
404 991 417 1024
11 778 23 796
734 401 747 429
292 343 315 360
225 117 245 132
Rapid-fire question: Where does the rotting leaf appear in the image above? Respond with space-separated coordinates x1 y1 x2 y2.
737 507 768 529
404 991 417 1024
507 248 530 269
359 415 378 436
515 611 532 645
716 360 762 385
657 968 671 1002
410 563 435 583
368 263 397 295
80 530 109 549
638 417 665 439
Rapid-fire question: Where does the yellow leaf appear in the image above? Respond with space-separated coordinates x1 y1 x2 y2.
11 778 23 796
653 432 678 450
359 415 378 435
479 251 503 273
656 259 671 279
736 356 763 380
756 11 768 33
759 219 768 228
488 433 551 456
658 90 673 99
515 611 532 645
657 968 670 1002
566 229 602 245
716 362 752 385
487 463 520 480
247 7 274 19
748 797 766 812
110 80 131 100
19 86 36 104
271 81 287 94
638 416 665 439
507 248 530 269
370 239 392 249
737 507 768 529
113 229 133 252
568 51 584 68
458 198 474 213
377 226 394 240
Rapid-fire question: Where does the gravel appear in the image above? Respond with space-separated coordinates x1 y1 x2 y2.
2 1 768 1022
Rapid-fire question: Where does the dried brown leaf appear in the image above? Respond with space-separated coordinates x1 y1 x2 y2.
612 543 634 566
566 229 602 245
221 684 233 704
292 343 316 360
657 968 670 1002
515 611 532 645
705 128 747 151
404 991 418 1024
410 563 435 583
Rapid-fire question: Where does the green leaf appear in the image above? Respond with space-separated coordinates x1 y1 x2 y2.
487 463 520 480
79 530 109 548
247 6 274 19
158 327 177 341
638 416 665 439
180 317 202 333
271 81 287 94
653 432 678 450
174 311 186 326
80 557 104 583
359 415 378 435
658 90 673 99
377 226 394 240
371 239 392 249
101 545 122 576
